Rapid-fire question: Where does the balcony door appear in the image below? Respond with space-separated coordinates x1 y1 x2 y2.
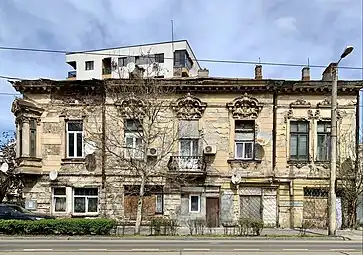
180 139 199 169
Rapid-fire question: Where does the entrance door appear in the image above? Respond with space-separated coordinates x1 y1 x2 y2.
206 197 219 227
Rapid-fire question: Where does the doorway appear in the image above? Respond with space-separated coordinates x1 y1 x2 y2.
206 197 220 227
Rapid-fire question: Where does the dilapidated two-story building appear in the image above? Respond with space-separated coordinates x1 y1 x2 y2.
10 65 362 229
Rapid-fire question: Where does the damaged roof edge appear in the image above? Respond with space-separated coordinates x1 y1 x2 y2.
9 77 363 93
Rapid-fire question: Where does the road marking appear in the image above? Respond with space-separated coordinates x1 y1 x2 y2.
132 248 160 251
234 248 261 251
23 249 53 251
330 249 356 251
78 249 108 251
282 248 309 251
183 248 211 251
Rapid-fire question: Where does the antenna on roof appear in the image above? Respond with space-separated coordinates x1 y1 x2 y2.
258 57 261 64
307 57 310 67
171 20 174 53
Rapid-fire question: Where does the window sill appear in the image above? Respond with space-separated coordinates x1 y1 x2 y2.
71 213 99 218
16 157 42 162
227 159 262 164
61 158 85 164
287 160 311 168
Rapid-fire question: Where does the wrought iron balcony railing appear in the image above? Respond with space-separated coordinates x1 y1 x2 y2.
167 156 206 173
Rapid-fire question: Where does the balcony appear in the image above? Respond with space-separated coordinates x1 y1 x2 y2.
67 71 76 80
167 156 206 175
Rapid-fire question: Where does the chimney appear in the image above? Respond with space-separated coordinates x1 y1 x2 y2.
301 67 310 81
322 62 337 81
198 68 209 78
255 65 262 80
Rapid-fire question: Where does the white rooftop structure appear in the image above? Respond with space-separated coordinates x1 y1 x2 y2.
66 40 203 80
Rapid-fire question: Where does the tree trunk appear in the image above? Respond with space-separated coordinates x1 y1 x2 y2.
134 175 146 235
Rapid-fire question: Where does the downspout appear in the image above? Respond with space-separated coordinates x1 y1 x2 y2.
354 89 360 225
272 88 278 227
355 90 360 167
272 91 277 177
101 83 106 189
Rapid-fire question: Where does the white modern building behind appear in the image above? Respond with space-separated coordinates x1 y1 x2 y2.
66 40 204 80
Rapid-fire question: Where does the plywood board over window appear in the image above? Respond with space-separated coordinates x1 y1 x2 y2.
123 185 163 220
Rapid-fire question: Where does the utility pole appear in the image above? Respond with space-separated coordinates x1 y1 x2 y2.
328 46 354 236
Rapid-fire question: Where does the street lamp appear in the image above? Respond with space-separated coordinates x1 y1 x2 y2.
329 45 354 236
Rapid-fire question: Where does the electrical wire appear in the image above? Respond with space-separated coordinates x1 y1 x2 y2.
0 45 363 70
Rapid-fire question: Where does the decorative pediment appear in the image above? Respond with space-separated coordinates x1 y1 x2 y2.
60 108 87 119
115 93 146 118
289 98 311 108
171 93 207 120
317 98 333 108
226 93 262 119
11 98 44 116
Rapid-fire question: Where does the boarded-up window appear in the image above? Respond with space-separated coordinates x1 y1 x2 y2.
179 120 199 138
123 185 163 220
240 196 262 219
124 195 157 220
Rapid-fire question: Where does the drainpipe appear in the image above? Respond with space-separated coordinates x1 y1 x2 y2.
272 91 277 178
101 83 106 189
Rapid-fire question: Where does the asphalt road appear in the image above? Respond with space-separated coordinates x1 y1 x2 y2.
0 239 362 254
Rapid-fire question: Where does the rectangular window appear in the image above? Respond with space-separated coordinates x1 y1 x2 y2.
85 61 94 70
235 120 255 159
155 194 163 214
118 57 128 67
290 121 309 161
317 122 331 161
155 53 164 63
29 119 36 158
189 195 200 213
73 188 98 214
67 121 83 158
52 187 66 213
19 124 23 157
124 119 143 159
174 50 193 69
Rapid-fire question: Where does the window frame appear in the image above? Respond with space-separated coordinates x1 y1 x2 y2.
118 57 128 67
124 119 143 159
289 121 309 161
85 61 94 71
234 120 255 160
52 187 67 213
189 194 201 213
72 188 99 215
66 121 84 159
316 121 331 162
155 194 163 214
19 123 23 157
29 119 37 158
155 53 164 63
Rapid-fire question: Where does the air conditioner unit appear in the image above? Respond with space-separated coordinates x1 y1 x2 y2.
147 148 158 157
203 145 216 155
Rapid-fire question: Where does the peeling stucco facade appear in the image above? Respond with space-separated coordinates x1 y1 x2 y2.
10 77 362 228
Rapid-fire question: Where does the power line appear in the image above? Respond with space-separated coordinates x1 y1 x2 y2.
0 45 363 70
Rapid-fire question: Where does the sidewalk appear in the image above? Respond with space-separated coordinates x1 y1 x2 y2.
0 228 361 240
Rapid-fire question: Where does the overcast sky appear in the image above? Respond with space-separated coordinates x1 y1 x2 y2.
0 0 362 132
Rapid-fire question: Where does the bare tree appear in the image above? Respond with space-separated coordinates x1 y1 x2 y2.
0 132 23 203
338 128 363 228
85 76 194 234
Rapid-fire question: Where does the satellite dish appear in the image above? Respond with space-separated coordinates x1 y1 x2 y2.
49 170 58 181
85 141 96 155
0 162 9 173
231 172 241 184
256 131 271 146
126 62 136 73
